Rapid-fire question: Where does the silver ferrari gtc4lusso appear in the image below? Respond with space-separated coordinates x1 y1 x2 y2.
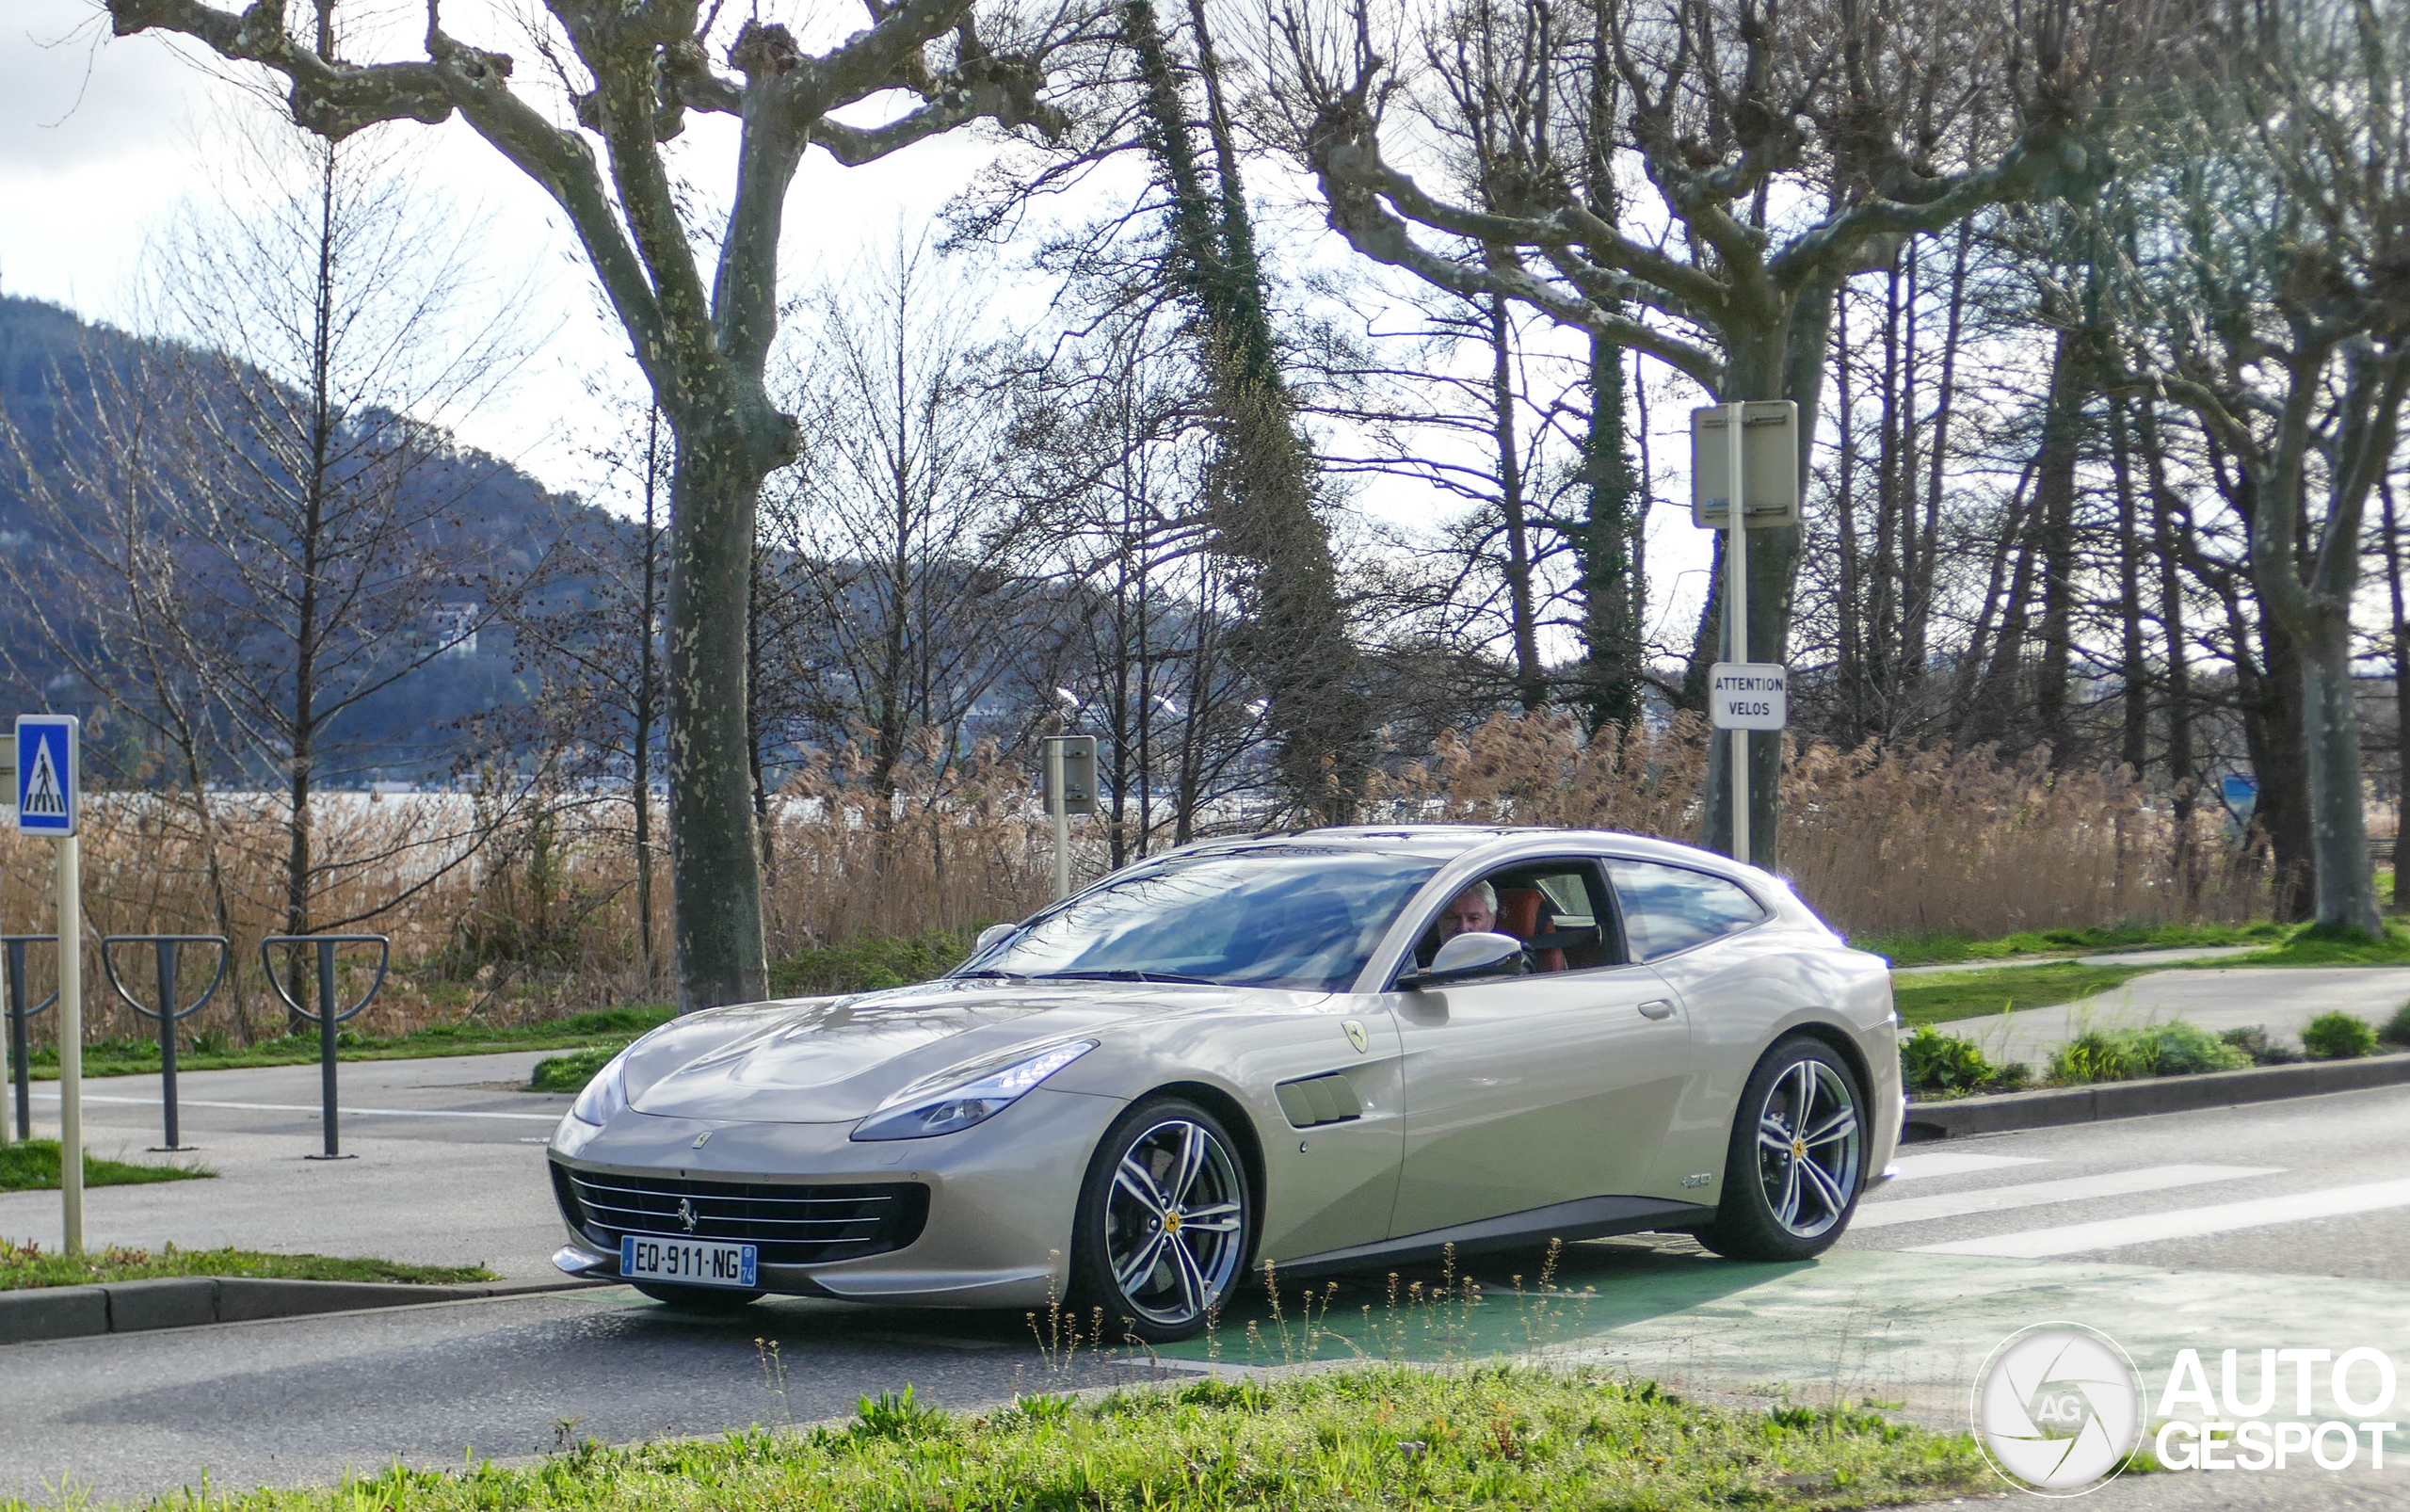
549 826 1899 1340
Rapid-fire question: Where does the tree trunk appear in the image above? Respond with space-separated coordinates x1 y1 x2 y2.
2242 614 2316 922
1486 293 1545 711
2139 399 2197 906
2029 318 2089 762
666 427 770 1010
2108 398 2149 774
2383 480 2409 911
635 410 661 989
2297 604 2381 934
1579 331 1642 731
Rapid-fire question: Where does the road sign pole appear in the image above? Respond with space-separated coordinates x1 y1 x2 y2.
56 831 81 1255
1047 738 1070 900
1726 399 1750 868
0 940 9 1149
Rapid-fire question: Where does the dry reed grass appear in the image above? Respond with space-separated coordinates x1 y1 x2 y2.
0 715 2257 1051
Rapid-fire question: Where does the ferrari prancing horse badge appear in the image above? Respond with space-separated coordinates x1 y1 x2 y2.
1342 1020 1369 1054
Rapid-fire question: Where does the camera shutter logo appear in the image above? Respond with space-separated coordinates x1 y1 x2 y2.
1972 1324 2144 1496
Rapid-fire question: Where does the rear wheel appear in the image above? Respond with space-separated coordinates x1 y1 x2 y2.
1071 1096 1254 1343
1695 1037 1866 1262
631 1280 762 1311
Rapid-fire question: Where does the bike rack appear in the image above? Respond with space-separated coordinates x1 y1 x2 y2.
259 935 390 1160
3 936 59 1141
99 935 228 1151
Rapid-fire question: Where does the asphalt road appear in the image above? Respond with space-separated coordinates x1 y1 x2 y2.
2 1065 2407 1506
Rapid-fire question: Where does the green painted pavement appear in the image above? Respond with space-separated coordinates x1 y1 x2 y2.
1165 1241 2410 1429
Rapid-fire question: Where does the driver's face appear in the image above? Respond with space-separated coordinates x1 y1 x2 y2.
1435 888 1495 941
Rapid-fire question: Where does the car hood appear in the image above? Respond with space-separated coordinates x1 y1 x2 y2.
621 977 1246 1124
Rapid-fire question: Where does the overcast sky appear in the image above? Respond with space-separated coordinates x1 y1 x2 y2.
3 0 1720 654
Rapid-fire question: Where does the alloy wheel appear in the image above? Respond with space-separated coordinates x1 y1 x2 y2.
1754 1057 1860 1239
1101 1117 1246 1327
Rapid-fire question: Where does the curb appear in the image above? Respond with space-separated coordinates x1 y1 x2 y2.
0 1274 608 1347
1903 1051 2410 1140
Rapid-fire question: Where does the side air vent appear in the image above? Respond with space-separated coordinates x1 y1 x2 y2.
1276 1072 1363 1129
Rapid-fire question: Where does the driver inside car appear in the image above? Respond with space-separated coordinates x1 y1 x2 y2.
1416 880 1533 971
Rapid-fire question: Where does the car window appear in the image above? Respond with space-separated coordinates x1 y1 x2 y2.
1413 861 1615 976
1608 861 1766 960
959 849 1441 992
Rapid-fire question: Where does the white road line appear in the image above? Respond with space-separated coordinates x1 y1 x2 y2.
1885 1152 2049 1182
1857 1164 2275 1230
31 1091 560 1123
1909 1177 2410 1258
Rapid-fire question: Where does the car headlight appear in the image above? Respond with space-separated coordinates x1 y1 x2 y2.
850 1040 1097 1142
568 1051 632 1128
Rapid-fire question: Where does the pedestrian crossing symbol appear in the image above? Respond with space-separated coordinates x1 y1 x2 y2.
15 715 77 836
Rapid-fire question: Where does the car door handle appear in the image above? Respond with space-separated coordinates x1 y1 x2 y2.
1637 999 1677 1021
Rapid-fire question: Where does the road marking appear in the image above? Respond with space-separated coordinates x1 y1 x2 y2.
1857 1164 2274 1230
1885 1152 2049 1182
32 1092 561 1123
1909 1177 2410 1257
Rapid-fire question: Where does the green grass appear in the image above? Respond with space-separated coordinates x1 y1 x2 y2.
0 1138 213 1193
20 1004 678 1082
1890 961 2159 1028
1863 921 2285 967
2226 923 2410 966
768 926 981 997
528 1040 627 1093
0 1235 495 1291
69 1363 1987 1511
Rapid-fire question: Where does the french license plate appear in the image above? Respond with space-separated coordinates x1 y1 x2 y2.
620 1232 758 1289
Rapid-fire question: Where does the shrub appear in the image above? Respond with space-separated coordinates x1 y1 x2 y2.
2301 1011 2378 1061
1900 1027 1996 1093
2048 1022 2250 1085
2220 1025 2303 1066
2380 1004 2410 1050
2143 1021 2252 1075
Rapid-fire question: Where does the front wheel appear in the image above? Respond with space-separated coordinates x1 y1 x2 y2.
1070 1096 1255 1343
1695 1037 1866 1262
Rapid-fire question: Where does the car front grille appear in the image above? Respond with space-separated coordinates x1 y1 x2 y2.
553 1164 928 1267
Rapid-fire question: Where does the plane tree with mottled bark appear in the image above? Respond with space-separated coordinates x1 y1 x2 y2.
101 0 1087 1009
1265 0 2140 864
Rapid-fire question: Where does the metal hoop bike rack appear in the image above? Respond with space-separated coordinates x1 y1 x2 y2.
260 935 390 1160
99 934 228 1151
3 936 59 1141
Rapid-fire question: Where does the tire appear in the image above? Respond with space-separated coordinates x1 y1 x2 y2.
631 1280 763 1311
1070 1096 1256 1343
1695 1037 1868 1262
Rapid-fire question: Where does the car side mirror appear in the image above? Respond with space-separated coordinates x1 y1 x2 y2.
1405 930 1523 988
973 923 1020 952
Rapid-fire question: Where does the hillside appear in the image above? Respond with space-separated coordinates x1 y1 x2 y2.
0 295 630 783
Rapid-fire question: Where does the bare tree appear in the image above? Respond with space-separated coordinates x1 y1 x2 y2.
2113 0 2410 935
1268 0 2140 863
104 0 1084 1008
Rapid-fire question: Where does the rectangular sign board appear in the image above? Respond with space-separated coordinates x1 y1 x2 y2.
1042 734 1099 815
1709 663 1788 731
15 715 76 835
1691 401 1801 528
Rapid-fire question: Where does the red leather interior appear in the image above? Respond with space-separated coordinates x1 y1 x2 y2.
1495 887 1566 973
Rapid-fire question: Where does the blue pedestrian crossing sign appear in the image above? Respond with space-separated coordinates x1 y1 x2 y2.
15 715 77 836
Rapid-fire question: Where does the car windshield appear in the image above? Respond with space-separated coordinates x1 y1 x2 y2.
957 848 1441 991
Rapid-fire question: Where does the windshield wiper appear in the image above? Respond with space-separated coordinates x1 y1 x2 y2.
951 968 1030 982
1034 969 1220 986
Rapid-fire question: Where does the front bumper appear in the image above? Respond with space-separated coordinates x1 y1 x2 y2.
547 1086 1126 1310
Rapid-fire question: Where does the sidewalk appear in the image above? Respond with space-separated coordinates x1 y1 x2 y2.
1924 966 2410 1069
0 1052 576 1278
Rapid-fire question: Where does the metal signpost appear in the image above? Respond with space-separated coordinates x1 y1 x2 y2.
1691 402 1799 865
100 935 228 1151
1041 734 1099 899
260 934 390 1159
16 714 81 1252
4 938 56 1142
